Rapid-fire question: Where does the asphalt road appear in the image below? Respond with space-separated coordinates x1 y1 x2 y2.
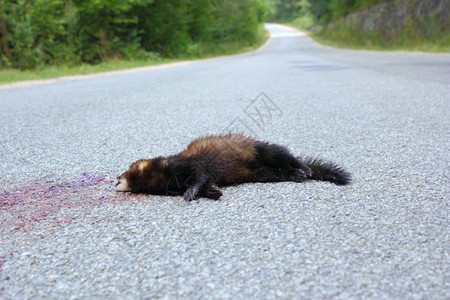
1 23 449 299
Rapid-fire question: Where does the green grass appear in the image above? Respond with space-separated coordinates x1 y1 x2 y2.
286 17 450 53
286 15 314 32
312 31 450 53
313 23 450 53
0 59 177 84
184 28 270 58
0 30 269 85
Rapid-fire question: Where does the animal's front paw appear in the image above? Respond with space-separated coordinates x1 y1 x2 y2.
206 184 223 200
183 186 199 201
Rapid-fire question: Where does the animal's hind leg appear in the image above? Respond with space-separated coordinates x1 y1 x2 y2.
256 142 312 176
288 169 309 182
253 167 309 184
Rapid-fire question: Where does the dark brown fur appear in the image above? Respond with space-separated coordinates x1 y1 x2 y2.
115 134 351 201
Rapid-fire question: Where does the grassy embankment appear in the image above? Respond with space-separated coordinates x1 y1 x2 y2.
311 22 449 53
0 29 269 85
286 11 449 53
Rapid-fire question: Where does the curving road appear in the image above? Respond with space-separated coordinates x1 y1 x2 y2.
0 24 449 298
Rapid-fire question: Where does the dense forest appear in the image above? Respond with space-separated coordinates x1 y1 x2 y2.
0 0 388 70
0 0 446 71
0 0 268 70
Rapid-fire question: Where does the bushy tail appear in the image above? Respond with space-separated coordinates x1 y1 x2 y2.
304 157 351 185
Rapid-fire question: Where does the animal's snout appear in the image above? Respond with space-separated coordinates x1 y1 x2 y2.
114 177 130 192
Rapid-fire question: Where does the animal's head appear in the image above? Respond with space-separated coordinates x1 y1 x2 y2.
115 158 169 193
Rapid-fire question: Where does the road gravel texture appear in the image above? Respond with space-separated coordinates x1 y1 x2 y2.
0 24 449 299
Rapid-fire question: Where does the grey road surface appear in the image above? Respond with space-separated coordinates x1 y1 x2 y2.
1 23 449 299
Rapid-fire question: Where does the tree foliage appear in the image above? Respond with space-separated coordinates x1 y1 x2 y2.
0 0 268 69
269 0 385 23
268 0 310 21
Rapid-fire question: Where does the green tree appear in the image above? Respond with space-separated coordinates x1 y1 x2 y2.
1 0 268 69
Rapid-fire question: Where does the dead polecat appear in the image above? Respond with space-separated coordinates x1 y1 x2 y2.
115 134 351 201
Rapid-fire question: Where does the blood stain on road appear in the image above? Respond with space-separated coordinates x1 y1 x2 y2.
0 173 142 232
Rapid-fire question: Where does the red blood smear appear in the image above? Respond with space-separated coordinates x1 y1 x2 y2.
0 173 121 231
0 173 113 210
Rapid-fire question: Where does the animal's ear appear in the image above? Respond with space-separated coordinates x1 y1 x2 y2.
150 157 168 172
136 160 151 173
160 159 169 168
